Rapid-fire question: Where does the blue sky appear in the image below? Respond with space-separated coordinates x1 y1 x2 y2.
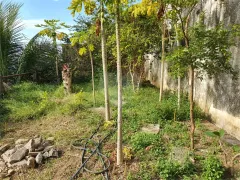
15 0 77 41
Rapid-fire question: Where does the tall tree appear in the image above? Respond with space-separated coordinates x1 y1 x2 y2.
35 19 69 84
69 0 111 121
115 0 123 165
70 26 97 105
0 1 23 76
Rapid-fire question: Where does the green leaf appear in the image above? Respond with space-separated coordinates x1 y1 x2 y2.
219 129 225 138
205 131 218 138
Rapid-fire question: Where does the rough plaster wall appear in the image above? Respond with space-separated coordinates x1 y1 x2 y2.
145 0 240 140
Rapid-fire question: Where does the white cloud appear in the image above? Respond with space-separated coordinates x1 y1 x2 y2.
22 19 45 30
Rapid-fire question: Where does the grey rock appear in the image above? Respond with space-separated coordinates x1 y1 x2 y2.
24 139 35 151
34 137 42 148
48 148 58 158
0 144 10 153
42 152 49 159
7 169 14 176
9 147 28 164
27 157 35 168
41 141 51 148
35 153 43 164
43 146 54 152
35 146 44 152
1 148 16 162
0 160 6 172
15 139 29 145
141 124 160 134
34 135 40 138
9 160 27 169
15 144 24 149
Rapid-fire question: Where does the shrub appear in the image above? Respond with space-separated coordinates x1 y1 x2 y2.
130 132 159 151
201 156 225 180
156 159 195 180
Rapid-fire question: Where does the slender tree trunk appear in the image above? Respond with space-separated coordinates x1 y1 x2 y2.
189 65 195 150
101 1 110 121
89 48 96 106
129 65 135 92
178 74 181 109
176 26 181 109
116 0 123 165
159 22 165 102
53 37 60 84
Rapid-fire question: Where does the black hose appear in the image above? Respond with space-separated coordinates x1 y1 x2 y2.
70 121 116 180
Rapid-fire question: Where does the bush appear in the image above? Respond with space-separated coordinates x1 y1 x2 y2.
201 156 225 180
156 159 195 180
130 132 159 151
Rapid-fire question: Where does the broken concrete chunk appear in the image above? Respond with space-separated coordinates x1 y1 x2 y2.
9 159 27 169
48 148 58 158
34 137 42 148
43 152 49 159
0 144 10 153
15 139 29 145
41 141 51 148
141 124 160 134
0 160 6 172
43 146 54 152
7 169 14 176
24 139 35 151
1 148 17 163
15 144 24 150
27 157 35 168
35 153 43 165
35 146 44 152
9 147 28 164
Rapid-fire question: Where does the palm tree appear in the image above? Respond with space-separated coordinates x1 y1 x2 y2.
0 1 23 76
35 19 69 84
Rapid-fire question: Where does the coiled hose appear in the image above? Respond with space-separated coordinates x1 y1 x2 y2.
70 121 116 180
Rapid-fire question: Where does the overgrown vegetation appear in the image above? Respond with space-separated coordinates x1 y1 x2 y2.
1 82 237 179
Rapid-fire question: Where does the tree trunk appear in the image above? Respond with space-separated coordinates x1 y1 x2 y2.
178 74 181 109
129 65 135 92
101 1 110 121
159 22 165 102
116 0 123 165
176 28 181 109
89 48 96 106
53 37 60 84
189 65 195 150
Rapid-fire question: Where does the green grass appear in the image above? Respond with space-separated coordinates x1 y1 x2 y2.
0 82 231 179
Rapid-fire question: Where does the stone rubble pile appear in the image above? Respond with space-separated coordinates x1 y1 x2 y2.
0 136 59 178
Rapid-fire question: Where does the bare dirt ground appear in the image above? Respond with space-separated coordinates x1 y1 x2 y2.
1 112 240 180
